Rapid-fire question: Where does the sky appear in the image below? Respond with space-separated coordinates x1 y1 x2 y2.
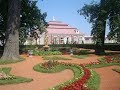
36 0 99 35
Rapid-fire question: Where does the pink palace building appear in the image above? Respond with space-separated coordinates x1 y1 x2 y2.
25 20 115 45
45 20 84 44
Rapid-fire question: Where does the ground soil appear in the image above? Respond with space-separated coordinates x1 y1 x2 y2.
0 54 119 90
94 66 120 90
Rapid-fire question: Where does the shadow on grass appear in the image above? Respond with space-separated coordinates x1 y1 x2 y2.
0 57 25 65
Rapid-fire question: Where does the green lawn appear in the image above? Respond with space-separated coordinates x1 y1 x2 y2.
71 55 88 59
0 67 33 85
42 56 71 60
0 57 24 65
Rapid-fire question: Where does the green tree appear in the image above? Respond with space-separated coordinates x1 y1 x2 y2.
20 0 47 45
0 0 47 60
107 0 120 43
79 0 120 54
0 0 47 45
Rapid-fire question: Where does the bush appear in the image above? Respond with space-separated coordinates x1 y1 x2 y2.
73 48 90 55
33 50 62 56
71 55 88 59
43 56 71 60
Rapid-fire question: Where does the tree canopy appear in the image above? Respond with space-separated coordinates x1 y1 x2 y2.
0 0 47 45
0 0 47 60
79 0 120 54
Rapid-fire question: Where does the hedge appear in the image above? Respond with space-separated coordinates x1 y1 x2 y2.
0 43 119 55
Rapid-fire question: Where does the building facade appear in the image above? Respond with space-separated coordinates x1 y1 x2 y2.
25 20 115 45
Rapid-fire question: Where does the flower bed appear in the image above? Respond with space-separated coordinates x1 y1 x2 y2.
84 55 120 69
60 65 91 90
33 61 98 90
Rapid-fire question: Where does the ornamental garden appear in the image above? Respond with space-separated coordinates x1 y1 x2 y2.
0 46 120 90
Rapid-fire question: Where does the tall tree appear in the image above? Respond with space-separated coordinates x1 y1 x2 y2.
1 0 21 60
20 0 47 45
79 0 107 54
79 0 120 54
107 0 120 43
0 0 47 45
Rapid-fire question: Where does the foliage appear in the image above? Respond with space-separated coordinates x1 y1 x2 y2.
0 67 33 85
86 62 120 69
42 56 71 60
0 0 8 46
71 55 88 59
98 57 106 63
19 27 28 45
0 0 47 45
79 0 120 54
73 48 90 55
33 50 62 56
20 0 47 45
112 54 120 61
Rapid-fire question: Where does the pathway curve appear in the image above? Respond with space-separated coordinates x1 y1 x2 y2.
94 66 120 90
0 56 74 90
0 54 119 90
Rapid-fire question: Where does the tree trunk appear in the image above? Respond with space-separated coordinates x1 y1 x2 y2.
95 0 106 55
1 0 21 60
95 20 106 55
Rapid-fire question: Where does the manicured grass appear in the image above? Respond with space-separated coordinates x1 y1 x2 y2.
0 67 33 85
33 63 84 90
33 50 62 56
112 68 120 73
86 62 120 69
42 56 71 60
0 57 25 65
98 57 106 63
86 70 100 90
71 55 88 59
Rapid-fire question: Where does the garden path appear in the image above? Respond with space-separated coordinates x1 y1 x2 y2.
0 54 119 90
94 66 120 90
0 56 74 90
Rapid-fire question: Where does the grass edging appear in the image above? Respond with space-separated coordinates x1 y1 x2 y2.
0 57 25 65
0 67 33 85
33 63 84 90
112 68 120 73
71 55 88 59
42 56 71 60
86 70 100 90
86 62 120 69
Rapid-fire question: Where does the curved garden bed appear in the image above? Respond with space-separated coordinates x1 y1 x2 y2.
33 61 100 90
0 67 33 85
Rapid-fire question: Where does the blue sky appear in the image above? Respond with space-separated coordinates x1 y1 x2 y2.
37 0 99 35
